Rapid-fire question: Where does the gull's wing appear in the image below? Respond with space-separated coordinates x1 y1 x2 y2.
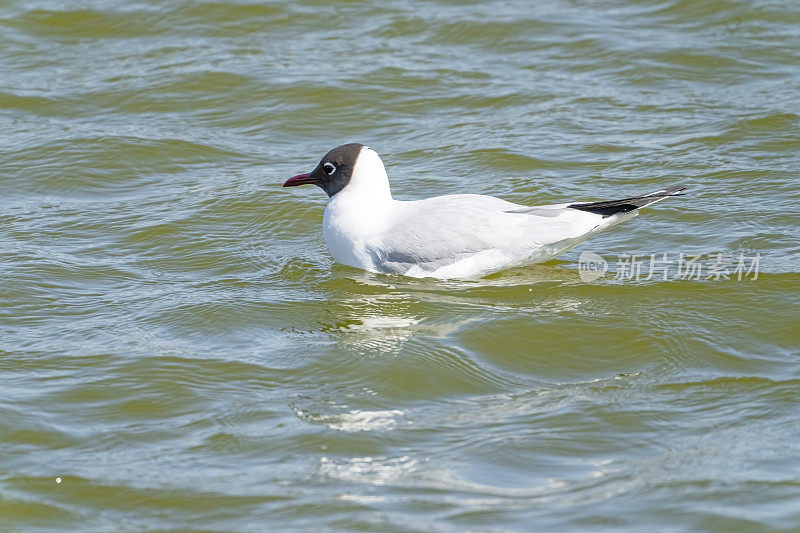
366 186 686 277
366 194 616 276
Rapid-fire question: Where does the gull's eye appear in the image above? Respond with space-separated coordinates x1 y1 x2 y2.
323 162 337 175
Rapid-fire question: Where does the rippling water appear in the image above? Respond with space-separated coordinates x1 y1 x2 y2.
2 0 799 530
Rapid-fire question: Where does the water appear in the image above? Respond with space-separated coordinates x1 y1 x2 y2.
2 0 799 530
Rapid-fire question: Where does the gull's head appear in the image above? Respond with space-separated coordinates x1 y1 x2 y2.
284 143 391 200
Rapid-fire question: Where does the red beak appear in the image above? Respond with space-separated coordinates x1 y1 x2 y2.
283 173 318 187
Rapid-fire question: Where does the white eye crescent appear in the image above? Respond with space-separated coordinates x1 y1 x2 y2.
323 162 337 175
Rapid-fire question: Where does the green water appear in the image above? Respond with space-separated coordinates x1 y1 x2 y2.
2 0 799 530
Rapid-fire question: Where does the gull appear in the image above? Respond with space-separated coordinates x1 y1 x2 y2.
283 143 686 279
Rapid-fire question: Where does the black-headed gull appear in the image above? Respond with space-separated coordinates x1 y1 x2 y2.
284 143 686 279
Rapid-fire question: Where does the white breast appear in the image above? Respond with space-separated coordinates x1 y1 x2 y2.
322 199 377 271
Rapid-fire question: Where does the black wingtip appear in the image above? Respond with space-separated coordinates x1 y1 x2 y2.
568 184 689 217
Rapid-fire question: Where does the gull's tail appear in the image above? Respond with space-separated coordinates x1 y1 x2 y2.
567 184 688 218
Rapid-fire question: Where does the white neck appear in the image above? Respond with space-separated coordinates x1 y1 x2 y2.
333 146 393 205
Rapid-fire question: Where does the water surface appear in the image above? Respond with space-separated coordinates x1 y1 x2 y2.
2 0 799 530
